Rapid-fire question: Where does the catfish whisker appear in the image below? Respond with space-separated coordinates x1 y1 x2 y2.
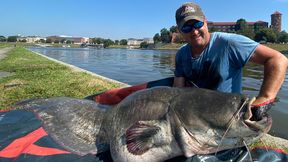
242 139 253 162
259 138 269 152
215 99 249 156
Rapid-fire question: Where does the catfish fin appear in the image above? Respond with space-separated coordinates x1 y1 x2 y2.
125 121 161 155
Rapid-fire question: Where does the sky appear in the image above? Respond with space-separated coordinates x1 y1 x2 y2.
0 0 287 40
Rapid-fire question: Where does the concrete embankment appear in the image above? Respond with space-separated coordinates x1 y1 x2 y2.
28 49 130 88
0 47 13 78
0 47 13 59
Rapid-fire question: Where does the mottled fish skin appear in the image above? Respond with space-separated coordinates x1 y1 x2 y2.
13 87 272 162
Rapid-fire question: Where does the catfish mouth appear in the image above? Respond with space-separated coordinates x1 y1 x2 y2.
242 99 272 133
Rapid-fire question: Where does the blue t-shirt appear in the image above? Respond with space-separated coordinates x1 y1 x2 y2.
174 32 259 93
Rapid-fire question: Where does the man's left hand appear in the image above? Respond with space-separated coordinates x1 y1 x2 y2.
250 98 275 121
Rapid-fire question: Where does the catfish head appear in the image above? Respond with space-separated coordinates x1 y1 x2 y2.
169 87 272 157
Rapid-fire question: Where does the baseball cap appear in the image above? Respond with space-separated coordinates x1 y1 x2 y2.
175 2 205 30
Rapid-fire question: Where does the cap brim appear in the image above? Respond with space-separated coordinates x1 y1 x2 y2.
178 15 205 30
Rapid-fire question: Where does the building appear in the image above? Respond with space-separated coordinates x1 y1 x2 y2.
207 21 268 32
46 35 89 44
143 38 154 44
127 38 141 46
127 38 154 46
17 36 46 43
271 11 282 32
207 11 282 33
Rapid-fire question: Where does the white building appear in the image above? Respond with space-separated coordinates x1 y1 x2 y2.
17 36 46 43
127 38 154 46
46 35 89 44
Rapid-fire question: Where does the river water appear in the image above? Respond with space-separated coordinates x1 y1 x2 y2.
29 47 288 139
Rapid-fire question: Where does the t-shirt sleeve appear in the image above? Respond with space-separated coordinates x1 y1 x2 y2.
227 34 259 68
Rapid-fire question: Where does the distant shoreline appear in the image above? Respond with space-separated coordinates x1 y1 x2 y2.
1 42 288 54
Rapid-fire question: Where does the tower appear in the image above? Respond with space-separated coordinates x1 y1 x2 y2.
271 11 282 32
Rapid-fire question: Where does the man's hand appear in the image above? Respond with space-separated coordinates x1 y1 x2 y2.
173 77 185 87
250 98 275 121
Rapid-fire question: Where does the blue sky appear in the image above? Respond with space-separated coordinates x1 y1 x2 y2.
0 0 287 40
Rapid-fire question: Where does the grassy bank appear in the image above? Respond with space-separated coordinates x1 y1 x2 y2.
0 47 121 109
0 43 13 48
153 43 288 53
2 42 287 53
119 43 288 53
265 43 288 53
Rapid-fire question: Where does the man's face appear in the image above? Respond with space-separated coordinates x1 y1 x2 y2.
180 20 210 48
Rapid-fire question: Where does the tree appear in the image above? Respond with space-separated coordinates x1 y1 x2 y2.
140 41 148 48
91 38 96 44
66 40 72 44
103 39 114 47
120 39 127 45
39 39 46 43
93 37 104 44
255 28 277 43
172 33 185 44
114 40 119 45
0 36 6 42
7 36 17 42
237 28 255 39
60 39 66 44
160 28 171 43
169 26 178 33
46 38 52 43
235 18 255 39
153 33 161 43
235 18 247 31
277 31 288 43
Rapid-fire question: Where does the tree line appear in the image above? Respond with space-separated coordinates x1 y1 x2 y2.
89 38 128 47
153 18 288 44
2 18 287 48
0 36 130 48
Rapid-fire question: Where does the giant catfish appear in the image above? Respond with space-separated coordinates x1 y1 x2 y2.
13 87 272 162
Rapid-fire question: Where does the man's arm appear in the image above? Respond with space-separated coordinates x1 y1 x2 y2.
249 44 288 105
173 77 185 87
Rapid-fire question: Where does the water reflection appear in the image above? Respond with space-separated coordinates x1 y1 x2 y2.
29 47 287 139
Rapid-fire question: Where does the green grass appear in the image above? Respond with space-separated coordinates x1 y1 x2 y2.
109 45 129 49
0 43 13 48
250 135 288 153
153 43 288 53
0 47 121 109
265 43 288 53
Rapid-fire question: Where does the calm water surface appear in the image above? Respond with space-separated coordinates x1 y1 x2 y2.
29 47 288 139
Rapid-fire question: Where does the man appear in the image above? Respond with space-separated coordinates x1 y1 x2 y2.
173 2 288 115
171 3 288 161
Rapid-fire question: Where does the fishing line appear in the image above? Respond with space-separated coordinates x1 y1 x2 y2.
215 98 249 155
242 139 253 162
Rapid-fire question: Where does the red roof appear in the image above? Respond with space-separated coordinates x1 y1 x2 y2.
208 22 236 25
207 21 267 26
272 11 282 15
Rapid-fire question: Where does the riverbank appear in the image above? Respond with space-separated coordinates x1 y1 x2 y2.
0 47 123 109
110 43 288 54
154 43 288 53
3 42 288 54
